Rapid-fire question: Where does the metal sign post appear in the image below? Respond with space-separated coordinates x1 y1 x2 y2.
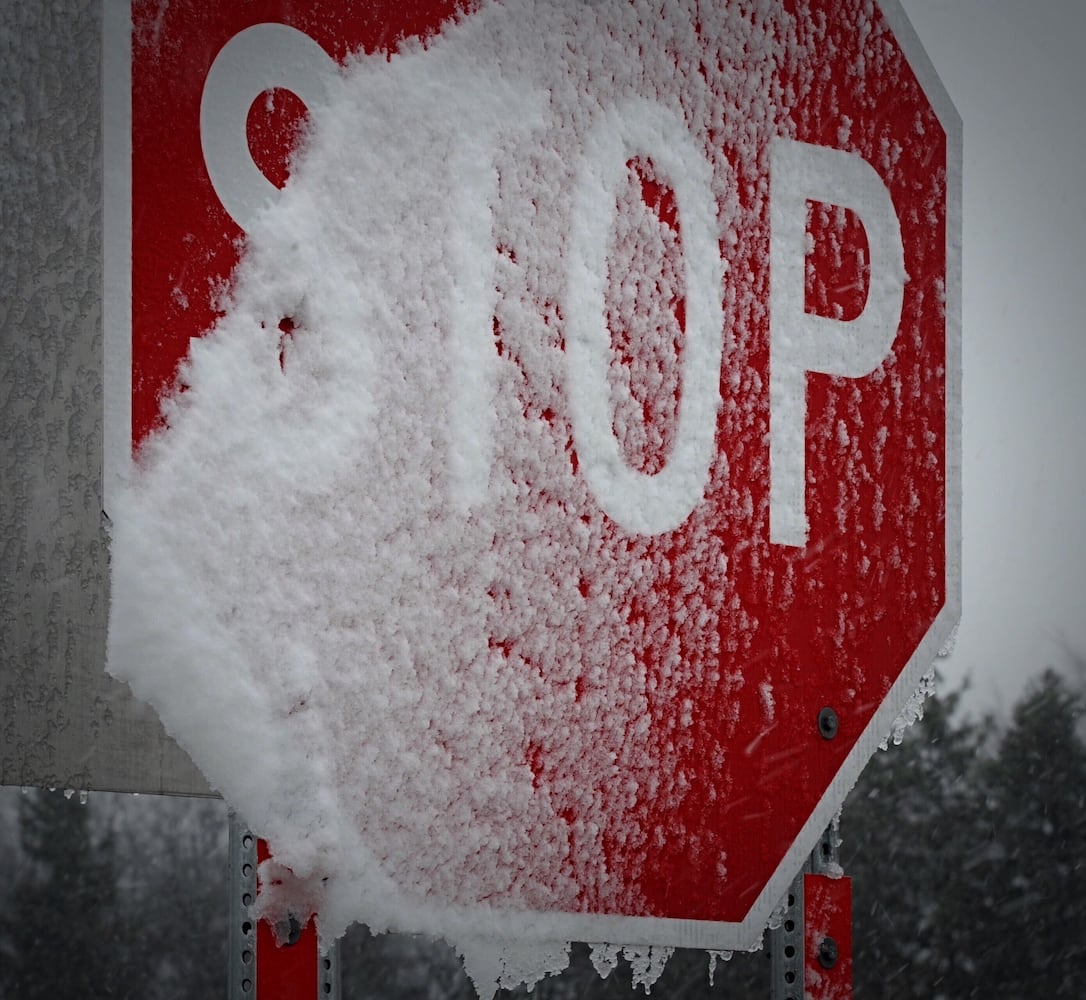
229 813 340 1000
770 820 852 1000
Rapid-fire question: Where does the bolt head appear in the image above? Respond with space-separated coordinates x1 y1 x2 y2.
818 706 839 740
274 913 304 947
818 936 839 969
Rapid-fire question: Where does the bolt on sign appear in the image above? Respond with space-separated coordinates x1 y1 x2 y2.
103 0 960 960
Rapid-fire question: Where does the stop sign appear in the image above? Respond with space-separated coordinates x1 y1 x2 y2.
104 0 960 952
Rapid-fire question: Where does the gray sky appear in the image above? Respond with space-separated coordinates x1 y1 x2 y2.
901 0 1086 712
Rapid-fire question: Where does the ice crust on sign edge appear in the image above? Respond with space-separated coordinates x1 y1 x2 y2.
106 0 823 994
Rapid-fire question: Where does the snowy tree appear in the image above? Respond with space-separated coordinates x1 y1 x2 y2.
106 794 229 1000
969 669 1086 997
0 790 130 1000
840 666 1086 999
840 680 990 998
0 789 227 1000
340 926 477 1000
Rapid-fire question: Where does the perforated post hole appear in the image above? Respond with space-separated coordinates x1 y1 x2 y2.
229 813 259 1000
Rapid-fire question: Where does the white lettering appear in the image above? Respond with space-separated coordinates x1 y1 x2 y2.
200 38 899 547
565 99 725 536
768 138 905 547
200 24 336 232
446 141 501 512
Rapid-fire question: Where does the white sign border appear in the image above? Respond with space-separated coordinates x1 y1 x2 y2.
99 0 962 952
102 0 133 518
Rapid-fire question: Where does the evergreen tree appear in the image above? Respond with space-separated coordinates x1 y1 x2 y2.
107 794 229 1000
838 681 988 998
970 669 1086 997
0 789 129 1000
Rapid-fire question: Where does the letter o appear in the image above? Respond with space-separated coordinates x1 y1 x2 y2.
564 99 725 536
200 24 337 232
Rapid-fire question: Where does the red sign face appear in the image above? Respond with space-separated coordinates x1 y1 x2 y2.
106 0 960 949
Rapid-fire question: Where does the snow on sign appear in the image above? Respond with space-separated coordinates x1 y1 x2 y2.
103 0 960 979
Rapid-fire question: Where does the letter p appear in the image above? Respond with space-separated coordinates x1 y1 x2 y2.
769 138 906 547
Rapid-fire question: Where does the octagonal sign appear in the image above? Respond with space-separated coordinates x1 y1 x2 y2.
104 0 960 950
